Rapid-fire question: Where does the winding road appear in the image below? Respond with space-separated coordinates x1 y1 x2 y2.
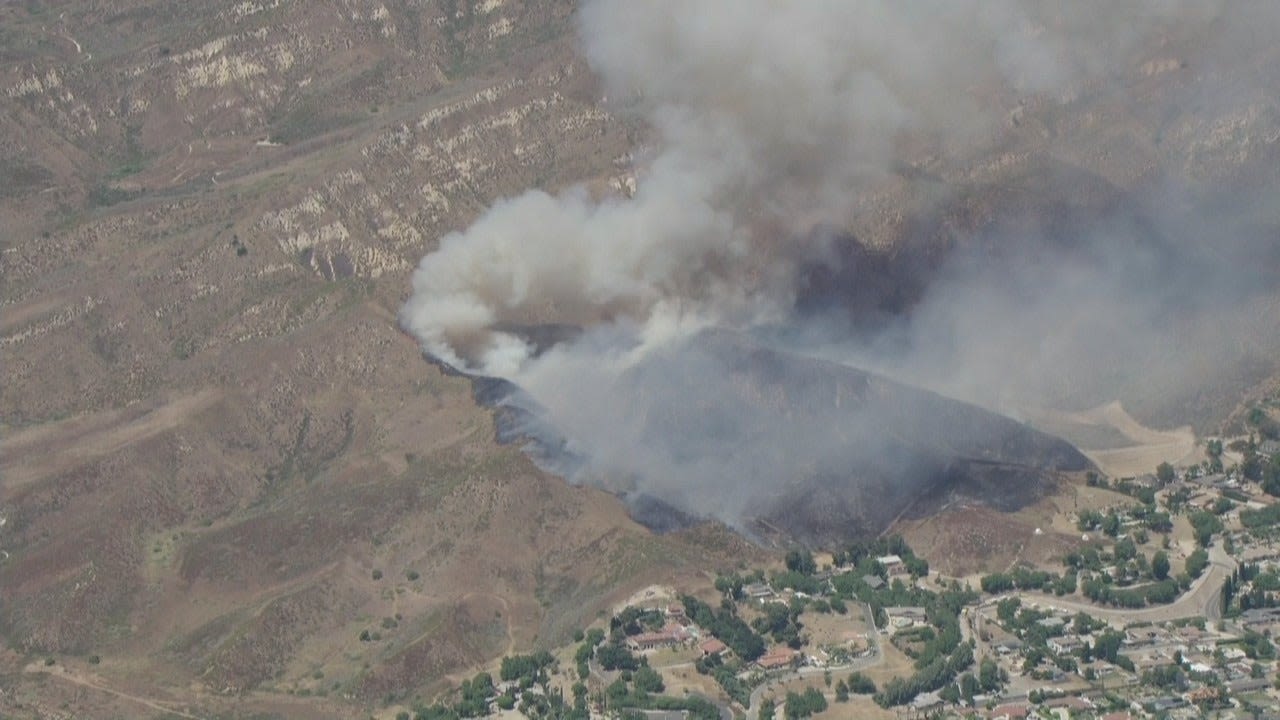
1008 544 1235 624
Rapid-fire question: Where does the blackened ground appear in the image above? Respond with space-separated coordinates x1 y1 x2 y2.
445 331 1092 546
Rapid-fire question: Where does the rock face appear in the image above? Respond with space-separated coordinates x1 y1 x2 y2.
480 330 1091 547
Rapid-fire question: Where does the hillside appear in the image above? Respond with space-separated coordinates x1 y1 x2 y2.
0 1 755 715
487 329 1092 546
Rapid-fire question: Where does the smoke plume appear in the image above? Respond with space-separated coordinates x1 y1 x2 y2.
401 1 1280 532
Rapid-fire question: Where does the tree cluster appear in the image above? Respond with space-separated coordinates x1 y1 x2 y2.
681 595 766 661
783 687 828 719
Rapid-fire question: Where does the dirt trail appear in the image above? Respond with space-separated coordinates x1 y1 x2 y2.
0 293 77 334
24 662 202 719
1 388 221 493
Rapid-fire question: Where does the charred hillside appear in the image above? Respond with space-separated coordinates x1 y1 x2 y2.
473 330 1091 547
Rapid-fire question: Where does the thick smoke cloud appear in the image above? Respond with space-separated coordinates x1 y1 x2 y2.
401 1 1280 531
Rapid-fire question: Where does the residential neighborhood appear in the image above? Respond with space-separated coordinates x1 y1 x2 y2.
401 435 1280 720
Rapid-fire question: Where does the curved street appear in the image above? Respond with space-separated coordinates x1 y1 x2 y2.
1010 544 1235 624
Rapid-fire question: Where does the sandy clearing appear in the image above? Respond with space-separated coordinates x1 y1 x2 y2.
613 583 679 614
1 388 221 493
1086 442 1199 479
1039 401 1199 477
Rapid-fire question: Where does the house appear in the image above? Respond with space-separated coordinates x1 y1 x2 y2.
1260 439 1280 457
987 702 1030 719
1130 652 1171 675
1185 686 1222 704
1229 677 1273 693
1045 696 1092 711
885 606 927 629
756 646 800 670
1047 636 1083 655
743 582 774 600
699 638 728 657
1133 473 1160 488
995 638 1024 655
666 604 687 623
626 624 690 652
876 554 908 576
1240 607 1280 627
1193 473 1226 487
862 574 885 590
1037 616 1066 630
627 631 677 652
1219 646 1247 662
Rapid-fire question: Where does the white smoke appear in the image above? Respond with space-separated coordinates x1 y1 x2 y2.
400 0 1280 529
404 1 1226 376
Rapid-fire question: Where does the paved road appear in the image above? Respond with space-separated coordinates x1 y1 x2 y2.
745 601 884 719
992 544 1235 625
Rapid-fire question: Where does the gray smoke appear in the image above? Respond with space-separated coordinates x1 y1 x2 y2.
401 0 1280 531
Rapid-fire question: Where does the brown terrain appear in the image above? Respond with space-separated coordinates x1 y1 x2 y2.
0 1 761 716
4 1 1280 718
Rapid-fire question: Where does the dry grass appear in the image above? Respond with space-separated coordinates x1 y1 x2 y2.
816 697 897 719
803 611 874 652
1035 402 1201 478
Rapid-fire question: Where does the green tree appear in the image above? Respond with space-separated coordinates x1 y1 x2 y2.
784 687 827 720
1102 512 1122 537
1186 548 1209 578
979 658 1005 692
785 548 817 575
634 666 664 694
997 597 1021 623
1114 537 1137 561
759 697 776 720
1152 551 1170 580
846 672 876 694
939 682 960 704
834 680 849 702
1156 462 1176 485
